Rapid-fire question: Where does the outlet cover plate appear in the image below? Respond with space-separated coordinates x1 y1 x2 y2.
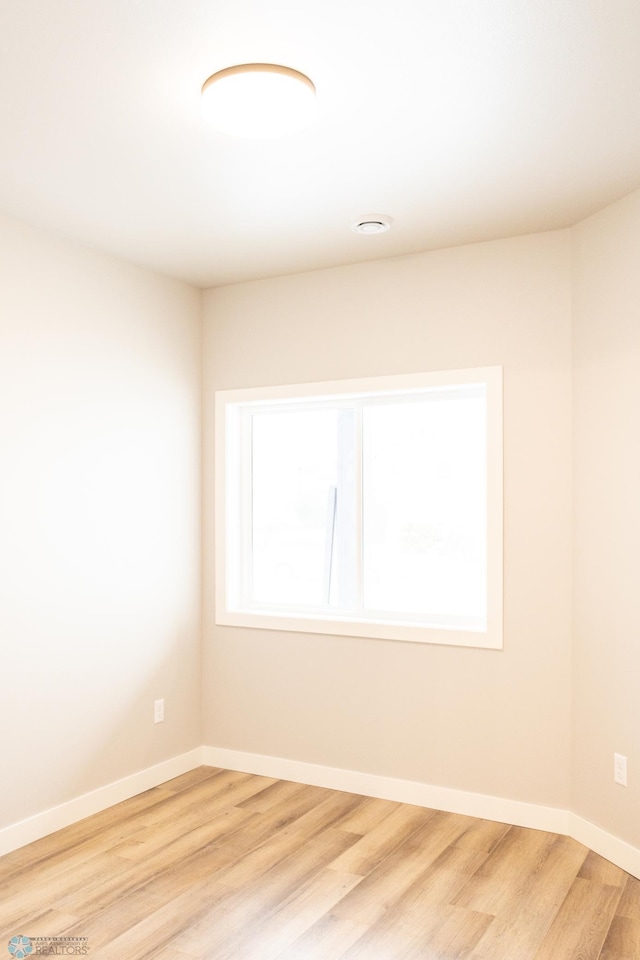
614 753 627 786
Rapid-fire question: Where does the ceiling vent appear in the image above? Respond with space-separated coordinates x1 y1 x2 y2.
352 216 393 235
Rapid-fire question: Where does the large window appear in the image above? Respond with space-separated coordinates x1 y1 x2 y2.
215 367 502 648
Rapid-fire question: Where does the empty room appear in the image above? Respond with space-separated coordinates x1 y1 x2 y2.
1 1 639 958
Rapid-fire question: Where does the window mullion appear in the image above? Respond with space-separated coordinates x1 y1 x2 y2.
242 408 254 606
354 401 364 613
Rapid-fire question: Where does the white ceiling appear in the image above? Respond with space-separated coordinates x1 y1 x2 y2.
1 0 639 287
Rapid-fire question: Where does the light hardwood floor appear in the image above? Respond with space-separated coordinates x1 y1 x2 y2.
1 766 639 959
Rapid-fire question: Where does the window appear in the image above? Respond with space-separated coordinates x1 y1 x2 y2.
215 367 502 648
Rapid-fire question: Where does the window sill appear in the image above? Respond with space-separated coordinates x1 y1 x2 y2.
215 608 502 649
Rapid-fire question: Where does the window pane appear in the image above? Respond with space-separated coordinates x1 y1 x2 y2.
251 408 340 606
362 389 487 625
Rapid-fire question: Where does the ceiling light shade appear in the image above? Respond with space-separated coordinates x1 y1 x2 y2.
201 64 316 138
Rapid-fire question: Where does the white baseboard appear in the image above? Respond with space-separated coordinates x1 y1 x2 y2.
0 747 204 857
202 746 570 834
203 746 640 880
569 813 640 880
3 744 639 882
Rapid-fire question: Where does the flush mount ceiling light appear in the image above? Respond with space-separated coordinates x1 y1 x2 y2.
352 215 393 235
201 63 316 138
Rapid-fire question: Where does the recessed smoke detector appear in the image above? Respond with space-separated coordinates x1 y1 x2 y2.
352 215 393 235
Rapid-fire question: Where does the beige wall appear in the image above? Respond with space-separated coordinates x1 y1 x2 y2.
5 183 638 851
0 214 202 830
572 189 640 847
203 230 574 808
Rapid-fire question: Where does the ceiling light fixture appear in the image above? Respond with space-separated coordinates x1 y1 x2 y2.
201 63 316 138
352 215 393 235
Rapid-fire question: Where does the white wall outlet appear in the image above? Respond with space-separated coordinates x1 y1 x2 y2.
154 699 165 724
614 753 627 786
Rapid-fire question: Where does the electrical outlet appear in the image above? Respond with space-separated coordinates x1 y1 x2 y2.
154 699 165 724
614 753 627 786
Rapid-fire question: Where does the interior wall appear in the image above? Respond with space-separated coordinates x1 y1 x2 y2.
572 187 640 848
203 230 573 808
3 185 637 850
0 214 202 830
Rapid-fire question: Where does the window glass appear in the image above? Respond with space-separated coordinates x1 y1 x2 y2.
362 391 486 625
251 409 338 606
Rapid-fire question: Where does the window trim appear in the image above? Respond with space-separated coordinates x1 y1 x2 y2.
215 367 503 649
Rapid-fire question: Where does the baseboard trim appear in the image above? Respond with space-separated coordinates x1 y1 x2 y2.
569 814 640 880
203 746 570 834
203 746 640 880
3 745 638 882
0 747 204 857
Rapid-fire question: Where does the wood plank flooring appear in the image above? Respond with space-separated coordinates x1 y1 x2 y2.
1 766 638 959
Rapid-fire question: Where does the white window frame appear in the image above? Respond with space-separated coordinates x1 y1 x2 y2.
215 367 503 649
